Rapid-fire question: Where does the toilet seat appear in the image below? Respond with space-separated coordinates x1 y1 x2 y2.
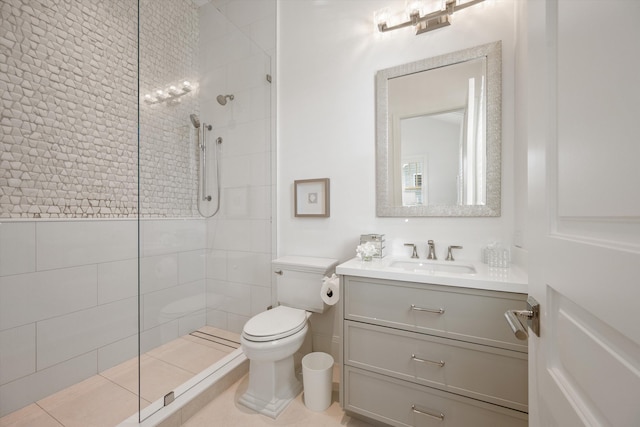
242 306 307 342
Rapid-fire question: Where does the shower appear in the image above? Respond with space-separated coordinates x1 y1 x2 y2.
216 94 234 105
191 113 220 218
0 0 273 422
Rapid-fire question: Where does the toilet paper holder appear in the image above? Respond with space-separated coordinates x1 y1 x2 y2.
321 274 340 306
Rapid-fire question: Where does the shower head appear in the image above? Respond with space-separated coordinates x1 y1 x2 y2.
216 94 234 106
190 114 201 128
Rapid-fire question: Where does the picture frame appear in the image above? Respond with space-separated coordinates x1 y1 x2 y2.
294 178 330 217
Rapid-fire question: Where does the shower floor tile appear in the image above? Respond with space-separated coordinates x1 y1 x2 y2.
101 355 194 404
147 337 231 374
36 375 139 427
0 404 63 427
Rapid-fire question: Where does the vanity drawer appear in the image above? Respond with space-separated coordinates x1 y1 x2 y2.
344 321 527 412
344 276 527 352
344 366 527 427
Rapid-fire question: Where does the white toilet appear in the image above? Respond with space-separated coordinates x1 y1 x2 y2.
239 256 338 418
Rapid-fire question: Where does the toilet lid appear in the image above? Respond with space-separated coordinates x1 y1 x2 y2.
243 306 307 342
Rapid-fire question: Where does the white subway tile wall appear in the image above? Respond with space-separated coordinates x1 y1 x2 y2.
0 219 207 417
0 324 36 385
97 258 138 305
36 220 137 270
0 264 98 331
0 222 36 275
36 298 139 370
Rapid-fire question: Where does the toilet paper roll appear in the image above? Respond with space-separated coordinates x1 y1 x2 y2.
321 274 340 306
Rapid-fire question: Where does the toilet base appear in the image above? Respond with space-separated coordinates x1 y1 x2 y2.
238 355 302 418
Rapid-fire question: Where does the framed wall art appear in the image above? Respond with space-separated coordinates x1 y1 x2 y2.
294 178 330 217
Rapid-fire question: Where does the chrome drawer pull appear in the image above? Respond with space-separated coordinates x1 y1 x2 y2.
411 405 444 421
410 304 444 314
411 354 445 367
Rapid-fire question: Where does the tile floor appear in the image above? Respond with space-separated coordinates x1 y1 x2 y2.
0 327 238 427
1 326 374 427
180 368 375 427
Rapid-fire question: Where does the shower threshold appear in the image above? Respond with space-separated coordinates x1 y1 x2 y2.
121 346 248 427
121 326 248 426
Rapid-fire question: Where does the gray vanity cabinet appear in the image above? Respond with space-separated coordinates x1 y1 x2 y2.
340 276 528 427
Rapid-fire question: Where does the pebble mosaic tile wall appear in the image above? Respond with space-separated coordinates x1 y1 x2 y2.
0 0 200 218
139 0 200 217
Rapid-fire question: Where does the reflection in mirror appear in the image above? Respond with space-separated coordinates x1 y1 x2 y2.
399 109 464 206
376 41 501 217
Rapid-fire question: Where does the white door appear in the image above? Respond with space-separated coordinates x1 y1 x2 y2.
526 1 640 426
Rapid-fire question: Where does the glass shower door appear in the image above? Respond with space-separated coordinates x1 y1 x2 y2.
137 0 274 421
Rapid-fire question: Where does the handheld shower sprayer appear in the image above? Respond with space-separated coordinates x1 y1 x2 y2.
190 114 219 217
190 113 211 131
189 113 200 129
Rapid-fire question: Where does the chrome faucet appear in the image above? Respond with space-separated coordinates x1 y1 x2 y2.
445 245 463 261
404 243 419 259
427 240 437 260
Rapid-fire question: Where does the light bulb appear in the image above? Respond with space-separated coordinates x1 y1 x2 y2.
374 8 390 30
405 0 424 17
423 0 446 14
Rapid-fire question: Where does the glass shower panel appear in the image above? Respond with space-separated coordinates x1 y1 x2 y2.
138 0 273 420
0 0 140 423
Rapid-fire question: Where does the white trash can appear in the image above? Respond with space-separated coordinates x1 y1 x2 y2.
301 352 334 412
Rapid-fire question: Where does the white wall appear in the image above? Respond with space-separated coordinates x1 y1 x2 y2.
277 0 520 359
278 0 519 263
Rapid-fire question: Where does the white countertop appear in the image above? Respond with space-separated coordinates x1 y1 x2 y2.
336 257 528 294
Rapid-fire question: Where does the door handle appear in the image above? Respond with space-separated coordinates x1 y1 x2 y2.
504 295 540 340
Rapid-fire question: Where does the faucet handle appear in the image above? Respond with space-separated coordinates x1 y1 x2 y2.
404 243 419 259
445 245 463 261
426 240 436 260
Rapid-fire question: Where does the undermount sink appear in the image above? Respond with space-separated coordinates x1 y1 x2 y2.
389 260 477 275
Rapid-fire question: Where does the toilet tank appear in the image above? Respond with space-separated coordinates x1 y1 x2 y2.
273 256 339 313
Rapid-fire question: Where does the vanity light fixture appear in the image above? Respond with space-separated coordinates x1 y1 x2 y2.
375 0 485 36
143 80 194 104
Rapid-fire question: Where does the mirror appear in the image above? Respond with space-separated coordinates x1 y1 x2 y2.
376 41 501 217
